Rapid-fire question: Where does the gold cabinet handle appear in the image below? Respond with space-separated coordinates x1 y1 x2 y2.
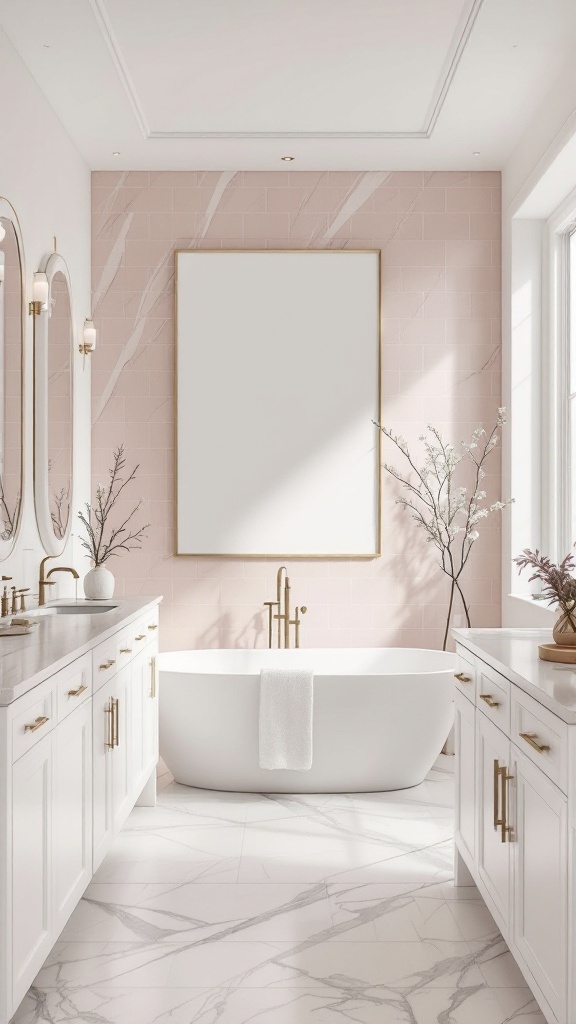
105 700 114 748
150 655 157 698
493 758 503 831
106 697 119 749
120 648 133 655
148 624 158 631
68 683 88 697
500 766 514 843
519 731 550 754
480 693 500 708
24 715 49 733
135 634 146 641
100 659 116 671
455 672 472 683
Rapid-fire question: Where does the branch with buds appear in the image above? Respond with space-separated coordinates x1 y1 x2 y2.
375 409 512 650
78 445 149 567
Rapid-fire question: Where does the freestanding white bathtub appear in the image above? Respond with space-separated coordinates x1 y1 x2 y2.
159 648 455 793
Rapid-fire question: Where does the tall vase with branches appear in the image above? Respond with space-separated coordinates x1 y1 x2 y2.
376 409 511 650
79 446 149 599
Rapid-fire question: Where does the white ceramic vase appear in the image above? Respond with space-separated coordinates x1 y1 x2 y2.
83 564 115 601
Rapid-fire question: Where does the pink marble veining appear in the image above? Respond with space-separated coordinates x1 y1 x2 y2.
91 170 502 653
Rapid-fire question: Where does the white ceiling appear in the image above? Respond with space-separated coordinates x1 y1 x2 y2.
2 0 576 169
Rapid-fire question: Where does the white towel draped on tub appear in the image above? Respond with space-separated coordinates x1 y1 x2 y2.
259 667 314 770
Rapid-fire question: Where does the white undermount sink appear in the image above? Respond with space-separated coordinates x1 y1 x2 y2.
29 604 118 616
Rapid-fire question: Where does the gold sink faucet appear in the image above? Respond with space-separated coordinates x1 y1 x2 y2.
39 556 80 606
263 565 307 648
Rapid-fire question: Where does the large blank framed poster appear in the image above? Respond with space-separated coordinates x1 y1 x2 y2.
176 250 381 557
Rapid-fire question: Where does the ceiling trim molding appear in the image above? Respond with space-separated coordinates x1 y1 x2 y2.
92 0 485 142
87 0 150 139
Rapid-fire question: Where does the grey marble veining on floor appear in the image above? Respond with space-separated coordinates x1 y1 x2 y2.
13 757 546 1024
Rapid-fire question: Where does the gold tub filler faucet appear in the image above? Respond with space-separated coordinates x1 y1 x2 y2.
263 566 307 648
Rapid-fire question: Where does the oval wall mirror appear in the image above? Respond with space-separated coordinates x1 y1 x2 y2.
34 253 73 555
0 199 24 557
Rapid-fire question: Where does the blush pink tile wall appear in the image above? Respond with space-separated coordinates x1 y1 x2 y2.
91 170 502 653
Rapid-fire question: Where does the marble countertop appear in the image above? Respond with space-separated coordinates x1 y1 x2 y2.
452 626 576 724
0 596 162 706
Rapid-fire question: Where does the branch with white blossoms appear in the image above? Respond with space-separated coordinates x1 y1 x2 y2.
375 409 512 650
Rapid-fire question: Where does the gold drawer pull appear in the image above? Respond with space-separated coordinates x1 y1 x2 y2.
150 655 157 698
500 765 514 843
105 698 119 748
135 634 146 641
68 683 88 697
480 693 500 708
148 624 158 631
520 731 550 754
100 659 116 671
493 759 503 831
455 672 472 683
120 647 133 654
24 715 49 733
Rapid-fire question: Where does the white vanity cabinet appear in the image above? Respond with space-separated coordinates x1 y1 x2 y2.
453 630 574 1024
0 597 161 1024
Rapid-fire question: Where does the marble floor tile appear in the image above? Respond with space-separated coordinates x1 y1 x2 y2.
14 757 547 1024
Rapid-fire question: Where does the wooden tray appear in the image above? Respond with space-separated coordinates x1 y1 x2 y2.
539 643 576 664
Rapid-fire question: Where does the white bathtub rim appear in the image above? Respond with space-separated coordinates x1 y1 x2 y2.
159 646 456 678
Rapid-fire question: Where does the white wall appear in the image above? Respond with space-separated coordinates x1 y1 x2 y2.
502 57 576 627
0 27 91 597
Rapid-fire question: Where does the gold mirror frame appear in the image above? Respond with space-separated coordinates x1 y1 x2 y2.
0 197 25 559
33 252 74 556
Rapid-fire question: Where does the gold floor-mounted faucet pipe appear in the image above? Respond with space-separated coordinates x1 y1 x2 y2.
263 566 307 649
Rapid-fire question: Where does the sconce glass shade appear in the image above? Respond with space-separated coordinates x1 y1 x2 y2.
32 272 49 309
0 252 4 284
0 222 5 243
82 318 97 353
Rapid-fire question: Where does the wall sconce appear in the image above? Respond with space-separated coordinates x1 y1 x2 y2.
0 252 4 286
79 318 97 355
29 272 49 315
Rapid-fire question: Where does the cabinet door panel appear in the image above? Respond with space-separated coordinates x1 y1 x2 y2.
476 712 510 931
130 651 146 796
53 701 92 932
513 749 567 1022
92 677 114 870
111 665 132 833
454 688 475 865
11 734 52 1008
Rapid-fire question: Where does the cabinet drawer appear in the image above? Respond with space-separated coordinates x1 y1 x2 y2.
511 687 568 793
144 607 159 637
454 647 476 701
131 620 149 651
12 685 55 762
476 661 510 732
56 654 92 723
92 636 119 689
116 628 137 665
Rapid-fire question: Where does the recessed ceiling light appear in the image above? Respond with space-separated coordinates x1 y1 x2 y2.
473 151 480 157
112 151 121 157
43 44 50 48
281 156 295 162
